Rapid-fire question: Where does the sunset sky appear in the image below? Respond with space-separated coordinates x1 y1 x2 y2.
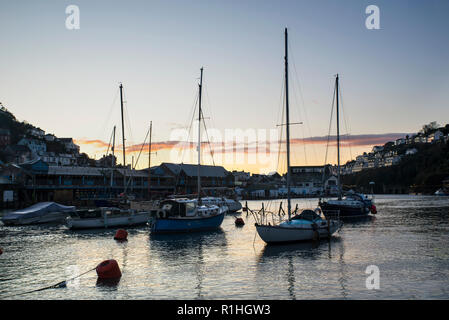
1 0 448 173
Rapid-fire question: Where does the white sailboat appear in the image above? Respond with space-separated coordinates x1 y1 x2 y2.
254 28 340 244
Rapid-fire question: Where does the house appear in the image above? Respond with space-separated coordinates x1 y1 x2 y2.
59 138 80 155
0 129 11 147
18 138 47 156
2 145 32 163
27 127 45 138
413 135 427 144
429 130 444 143
289 165 333 195
231 170 250 186
160 162 234 194
395 138 406 146
372 146 384 153
44 134 56 142
405 148 418 155
384 155 402 166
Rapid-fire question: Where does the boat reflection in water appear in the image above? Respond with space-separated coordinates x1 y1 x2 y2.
149 229 227 299
256 238 344 299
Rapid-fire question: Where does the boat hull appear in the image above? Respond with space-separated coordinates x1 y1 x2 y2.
255 222 339 244
150 212 225 233
320 202 370 218
67 212 150 229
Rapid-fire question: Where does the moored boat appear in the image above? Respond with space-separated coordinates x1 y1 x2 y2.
256 209 340 244
66 207 150 229
2 202 75 226
149 68 225 233
318 75 377 219
148 198 225 233
253 28 341 244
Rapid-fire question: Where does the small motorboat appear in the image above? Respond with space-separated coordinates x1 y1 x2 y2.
319 192 376 219
1 202 75 226
66 207 150 229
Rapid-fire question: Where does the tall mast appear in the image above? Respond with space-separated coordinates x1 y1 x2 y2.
285 28 292 220
197 67 203 204
111 125 116 188
148 121 152 198
119 83 126 190
335 74 342 199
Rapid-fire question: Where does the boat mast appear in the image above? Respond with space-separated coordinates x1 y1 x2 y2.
148 121 152 198
285 28 292 220
119 83 126 190
197 67 203 205
335 74 342 200
111 125 116 189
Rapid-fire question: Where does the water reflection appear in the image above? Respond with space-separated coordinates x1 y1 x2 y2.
149 229 227 299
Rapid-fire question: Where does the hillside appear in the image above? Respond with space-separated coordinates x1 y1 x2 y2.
342 140 449 194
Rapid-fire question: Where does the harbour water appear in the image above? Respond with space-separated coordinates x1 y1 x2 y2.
1 195 448 300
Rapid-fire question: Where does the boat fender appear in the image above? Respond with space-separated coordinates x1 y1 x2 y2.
96 259 122 279
312 230 320 241
0 248 3 255
114 229 128 241
370 205 377 214
312 223 318 231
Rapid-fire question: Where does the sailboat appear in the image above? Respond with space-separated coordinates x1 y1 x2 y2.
255 28 340 244
318 75 377 218
148 68 225 233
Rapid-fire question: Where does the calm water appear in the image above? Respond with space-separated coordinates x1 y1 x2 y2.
1 195 449 300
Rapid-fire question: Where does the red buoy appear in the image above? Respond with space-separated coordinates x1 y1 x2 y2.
96 259 121 279
370 205 377 214
235 217 245 226
114 229 128 241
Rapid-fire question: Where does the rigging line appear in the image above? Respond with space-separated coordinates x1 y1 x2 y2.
181 91 199 164
98 88 120 142
105 126 114 157
125 128 149 188
276 76 286 175
338 81 353 161
201 108 216 167
288 39 318 164
133 128 150 170
122 89 134 151
322 80 336 185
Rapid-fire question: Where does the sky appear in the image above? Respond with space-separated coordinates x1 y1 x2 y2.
1 0 448 173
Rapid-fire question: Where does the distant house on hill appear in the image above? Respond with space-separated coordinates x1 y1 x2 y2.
372 146 384 153
395 138 406 146
405 148 418 155
44 133 56 142
18 137 46 156
27 127 45 138
0 128 11 147
59 138 80 155
429 130 444 143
